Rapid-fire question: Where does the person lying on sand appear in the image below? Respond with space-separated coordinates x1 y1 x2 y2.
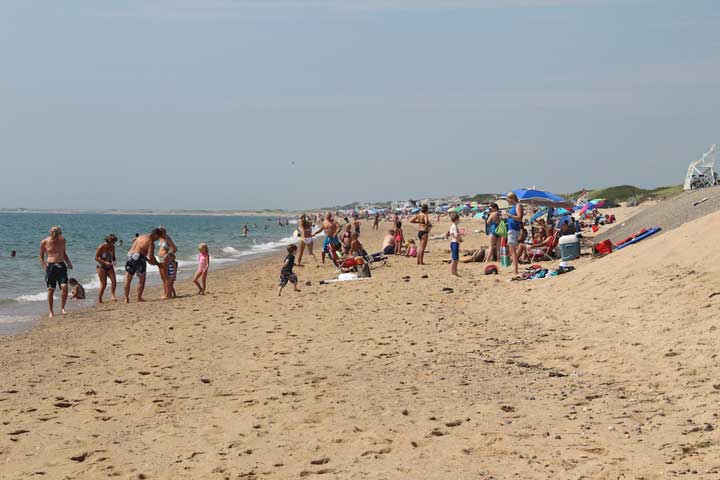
462 247 486 263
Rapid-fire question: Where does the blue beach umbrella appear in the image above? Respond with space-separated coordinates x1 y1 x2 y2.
511 189 573 209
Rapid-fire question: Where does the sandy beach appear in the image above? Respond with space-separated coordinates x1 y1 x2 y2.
2 206 719 479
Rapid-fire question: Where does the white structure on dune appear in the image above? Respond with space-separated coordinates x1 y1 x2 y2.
684 144 718 191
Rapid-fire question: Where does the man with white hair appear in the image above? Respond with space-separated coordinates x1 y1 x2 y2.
39 226 73 317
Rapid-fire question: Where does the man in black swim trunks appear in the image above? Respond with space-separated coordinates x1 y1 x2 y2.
124 228 161 303
39 226 74 318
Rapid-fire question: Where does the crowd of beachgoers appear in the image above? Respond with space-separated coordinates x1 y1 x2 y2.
33 192 616 315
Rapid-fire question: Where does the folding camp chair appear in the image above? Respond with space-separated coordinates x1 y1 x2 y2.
526 231 559 262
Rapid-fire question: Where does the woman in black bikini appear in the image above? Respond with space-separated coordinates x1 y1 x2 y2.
95 234 118 303
410 204 431 265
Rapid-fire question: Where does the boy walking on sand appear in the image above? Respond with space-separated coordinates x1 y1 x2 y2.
278 245 300 296
448 212 463 276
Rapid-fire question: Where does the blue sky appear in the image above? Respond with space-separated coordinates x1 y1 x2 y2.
1 0 718 209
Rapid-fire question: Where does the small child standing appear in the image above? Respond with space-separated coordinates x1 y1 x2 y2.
394 221 404 255
278 244 300 296
448 212 463 276
69 278 86 300
193 243 210 295
167 253 178 298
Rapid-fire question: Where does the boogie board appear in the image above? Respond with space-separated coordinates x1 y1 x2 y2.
614 227 661 251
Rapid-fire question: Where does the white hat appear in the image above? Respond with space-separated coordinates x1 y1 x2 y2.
559 261 570 268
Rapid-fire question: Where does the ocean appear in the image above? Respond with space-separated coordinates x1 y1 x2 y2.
0 212 301 335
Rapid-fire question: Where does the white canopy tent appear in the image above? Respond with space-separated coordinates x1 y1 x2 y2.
684 144 718 191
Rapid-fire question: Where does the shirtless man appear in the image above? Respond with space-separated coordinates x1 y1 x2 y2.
313 212 341 265
124 228 161 303
39 226 73 318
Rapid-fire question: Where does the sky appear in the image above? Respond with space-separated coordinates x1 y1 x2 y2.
1 0 718 210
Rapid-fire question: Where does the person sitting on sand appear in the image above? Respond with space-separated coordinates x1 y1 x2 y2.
69 278 85 300
462 247 486 263
278 244 300 296
382 229 396 255
406 239 418 258
124 228 161 303
349 232 367 258
95 233 118 303
39 226 74 318
517 227 529 263
341 223 353 255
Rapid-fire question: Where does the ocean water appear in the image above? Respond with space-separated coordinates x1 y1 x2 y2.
0 212 302 335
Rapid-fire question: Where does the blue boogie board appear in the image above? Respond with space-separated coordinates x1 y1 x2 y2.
614 227 662 250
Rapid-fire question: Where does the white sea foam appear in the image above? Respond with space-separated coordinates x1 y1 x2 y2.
16 291 50 302
0 315 35 325
13 238 293 304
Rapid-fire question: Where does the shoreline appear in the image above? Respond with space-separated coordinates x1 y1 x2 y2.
0 247 288 338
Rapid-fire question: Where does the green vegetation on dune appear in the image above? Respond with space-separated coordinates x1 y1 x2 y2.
461 193 498 203
566 184 683 204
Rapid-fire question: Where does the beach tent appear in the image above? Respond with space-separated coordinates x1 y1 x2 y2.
473 212 485 219
410 207 421 214
510 189 574 209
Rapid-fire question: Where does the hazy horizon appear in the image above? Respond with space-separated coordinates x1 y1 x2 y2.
2 1 717 211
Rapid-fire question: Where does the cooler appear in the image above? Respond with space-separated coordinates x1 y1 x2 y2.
558 234 580 261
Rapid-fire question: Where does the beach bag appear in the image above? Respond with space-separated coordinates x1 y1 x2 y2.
594 239 613 256
358 260 371 278
495 219 508 238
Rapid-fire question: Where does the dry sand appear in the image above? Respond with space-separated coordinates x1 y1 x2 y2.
1 206 719 479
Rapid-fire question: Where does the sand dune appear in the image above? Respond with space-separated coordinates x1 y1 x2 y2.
1 209 718 479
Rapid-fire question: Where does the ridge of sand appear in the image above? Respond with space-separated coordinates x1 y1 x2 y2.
595 186 720 244
1 211 718 479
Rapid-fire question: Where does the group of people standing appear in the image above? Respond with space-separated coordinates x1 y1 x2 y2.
38 226 211 318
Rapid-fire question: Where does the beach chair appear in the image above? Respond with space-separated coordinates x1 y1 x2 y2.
526 231 559 262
